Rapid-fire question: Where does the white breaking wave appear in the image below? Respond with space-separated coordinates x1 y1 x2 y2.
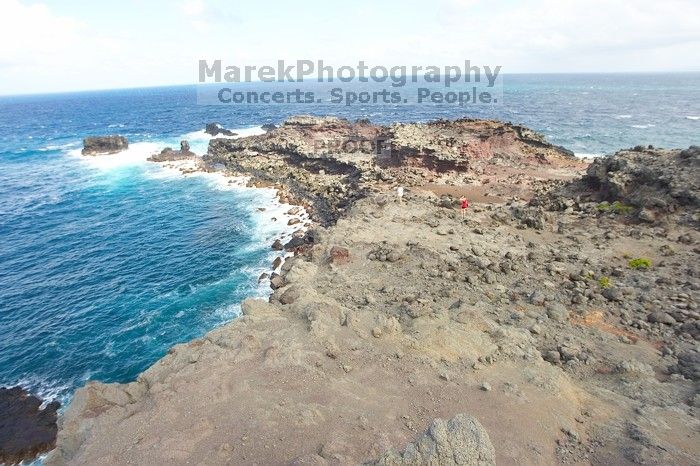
574 152 603 158
40 141 80 152
65 125 266 172
630 124 656 129
686 116 699 120
13 375 74 406
63 125 306 294
67 141 161 170
182 126 266 155
212 302 242 320
614 114 632 119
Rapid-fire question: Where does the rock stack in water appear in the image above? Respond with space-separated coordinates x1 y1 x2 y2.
205 122 237 137
148 140 198 162
81 135 128 155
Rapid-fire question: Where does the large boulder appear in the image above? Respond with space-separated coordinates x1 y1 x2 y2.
369 413 495 465
0 386 60 465
584 146 699 210
328 245 350 265
81 135 128 155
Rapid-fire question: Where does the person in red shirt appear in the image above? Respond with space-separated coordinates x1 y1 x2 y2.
460 197 469 220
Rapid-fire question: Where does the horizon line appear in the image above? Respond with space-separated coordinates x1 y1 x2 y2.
2 70 699 98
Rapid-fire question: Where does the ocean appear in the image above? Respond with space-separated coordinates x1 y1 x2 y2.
0 73 698 406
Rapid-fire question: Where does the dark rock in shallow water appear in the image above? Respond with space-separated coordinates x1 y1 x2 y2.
205 123 237 137
82 135 128 155
283 230 318 252
148 140 198 162
0 386 59 465
261 123 277 132
284 236 306 251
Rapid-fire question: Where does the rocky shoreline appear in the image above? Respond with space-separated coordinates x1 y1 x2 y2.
0 387 59 465
41 117 699 465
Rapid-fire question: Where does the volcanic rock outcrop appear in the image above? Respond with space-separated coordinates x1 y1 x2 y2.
0 387 59 465
205 122 237 137
81 135 128 155
148 140 198 162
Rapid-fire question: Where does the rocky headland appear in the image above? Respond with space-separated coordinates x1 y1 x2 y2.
45 117 698 465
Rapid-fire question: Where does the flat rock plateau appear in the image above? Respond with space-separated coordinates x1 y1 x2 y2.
46 117 699 465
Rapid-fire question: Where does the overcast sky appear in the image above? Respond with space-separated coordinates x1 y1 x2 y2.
1 0 699 95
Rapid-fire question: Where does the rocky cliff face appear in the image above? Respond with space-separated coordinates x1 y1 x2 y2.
206 117 383 226
584 145 700 211
204 116 583 225
531 145 700 227
388 119 575 171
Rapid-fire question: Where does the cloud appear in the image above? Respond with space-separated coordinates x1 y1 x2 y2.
178 0 239 32
0 0 84 66
0 0 698 94
433 0 700 71
0 0 203 94
180 0 206 17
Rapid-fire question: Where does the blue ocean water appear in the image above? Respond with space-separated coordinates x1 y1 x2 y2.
0 73 698 405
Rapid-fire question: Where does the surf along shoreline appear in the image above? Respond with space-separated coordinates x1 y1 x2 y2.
1 123 311 466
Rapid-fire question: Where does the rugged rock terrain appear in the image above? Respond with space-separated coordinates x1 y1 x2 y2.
81 135 128 156
370 414 496 465
205 116 582 226
0 387 59 465
148 140 199 162
205 122 237 137
50 117 699 465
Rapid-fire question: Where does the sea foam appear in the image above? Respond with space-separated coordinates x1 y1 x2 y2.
67 141 161 170
65 125 307 308
182 126 266 154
